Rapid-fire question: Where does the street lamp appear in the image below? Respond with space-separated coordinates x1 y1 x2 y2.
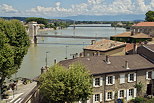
65 46 69 59
83 42 85 48
45 52 49 68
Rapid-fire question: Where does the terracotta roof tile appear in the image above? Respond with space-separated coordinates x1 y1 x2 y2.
133 22 154 26
84 39 126 51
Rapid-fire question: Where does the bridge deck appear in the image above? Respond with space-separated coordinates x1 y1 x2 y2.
36 35 109 39
69 26 112 27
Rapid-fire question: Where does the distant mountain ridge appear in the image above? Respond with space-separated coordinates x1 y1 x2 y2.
60 14 145 21
1 14 145 21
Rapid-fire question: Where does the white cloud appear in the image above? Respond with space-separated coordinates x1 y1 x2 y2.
0 4 18 13
2 0 154 17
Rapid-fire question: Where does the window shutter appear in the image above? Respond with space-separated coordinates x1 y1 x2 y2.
134 73 136 81
105 92 108 101
100 93 102 102
128 74 130 82
146 72 149 79
87 99 90 103
112 91 115 99
100 77 103 86
93 78 95 87
113 76 115 84
134 88 137 98
120 74 125 84
124 90 126 97
118 90 120 98
93 95 95 103
152 71 154 79
106 76 108 85
126 89 129 101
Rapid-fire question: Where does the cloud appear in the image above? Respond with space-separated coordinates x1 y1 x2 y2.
0 4 18 13
2 0 154 17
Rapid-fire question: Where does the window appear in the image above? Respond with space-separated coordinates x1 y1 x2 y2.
119 90 124 98
120 74 125 84
106 91 114 101
95 94 100 102
106 75 115 85
95 78 100 86
108 76 113 84
146 71 152 79
130 74 134 81
107 92 112 100
129 89 134 97
128 73 136 82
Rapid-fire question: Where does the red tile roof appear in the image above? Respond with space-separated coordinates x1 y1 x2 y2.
133 22 154 26
84 39 126 51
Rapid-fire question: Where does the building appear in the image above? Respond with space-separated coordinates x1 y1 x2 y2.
132 22 154 37
137 44 154 63
59 54 154 103
83 39 127 56
110 32 152 43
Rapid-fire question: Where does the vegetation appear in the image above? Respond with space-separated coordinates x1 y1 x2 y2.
25 17 48 25
134 82 143 97
39 63 92 103
0 19 30 98
130 97 154 103
145 11 154 22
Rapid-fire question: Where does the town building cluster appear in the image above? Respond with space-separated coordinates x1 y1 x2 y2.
59 22 154 103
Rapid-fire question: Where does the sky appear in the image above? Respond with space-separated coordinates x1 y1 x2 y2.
0 0 154 18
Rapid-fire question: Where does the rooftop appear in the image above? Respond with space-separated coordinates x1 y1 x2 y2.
59 54 154 75
83 39 126 51
144 44 154 51
132 22 154 27
111 32 152 39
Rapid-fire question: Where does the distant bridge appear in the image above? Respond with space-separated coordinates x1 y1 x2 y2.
69 25 111 27
36 35 109 40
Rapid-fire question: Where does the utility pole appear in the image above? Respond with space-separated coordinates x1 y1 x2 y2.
45 52 49 68
65 46 69 59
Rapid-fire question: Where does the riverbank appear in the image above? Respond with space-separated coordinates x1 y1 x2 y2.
38 28 54 31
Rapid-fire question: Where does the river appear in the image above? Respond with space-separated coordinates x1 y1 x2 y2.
16 24 126 79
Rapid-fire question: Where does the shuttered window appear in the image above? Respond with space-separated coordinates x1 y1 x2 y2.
120 74 125 84
93 77 103 87
128 73 136 82
105 91 115 101
106 75 115 85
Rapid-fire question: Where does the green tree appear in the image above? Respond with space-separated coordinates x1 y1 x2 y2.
0 19 30 95
145 11 154 22
26 17 48 25
39 63 92 103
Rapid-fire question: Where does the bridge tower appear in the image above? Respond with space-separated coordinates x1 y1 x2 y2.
28 22 40 44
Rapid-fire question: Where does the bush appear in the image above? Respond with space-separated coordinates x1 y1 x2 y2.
131 97 146 103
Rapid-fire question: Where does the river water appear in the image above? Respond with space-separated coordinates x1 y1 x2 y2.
16 24 126 79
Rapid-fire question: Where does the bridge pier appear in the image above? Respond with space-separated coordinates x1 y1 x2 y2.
28 22 40 44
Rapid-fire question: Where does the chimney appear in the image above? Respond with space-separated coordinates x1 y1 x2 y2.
106 55 111 64
125 61 129 69
91 40 96 45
